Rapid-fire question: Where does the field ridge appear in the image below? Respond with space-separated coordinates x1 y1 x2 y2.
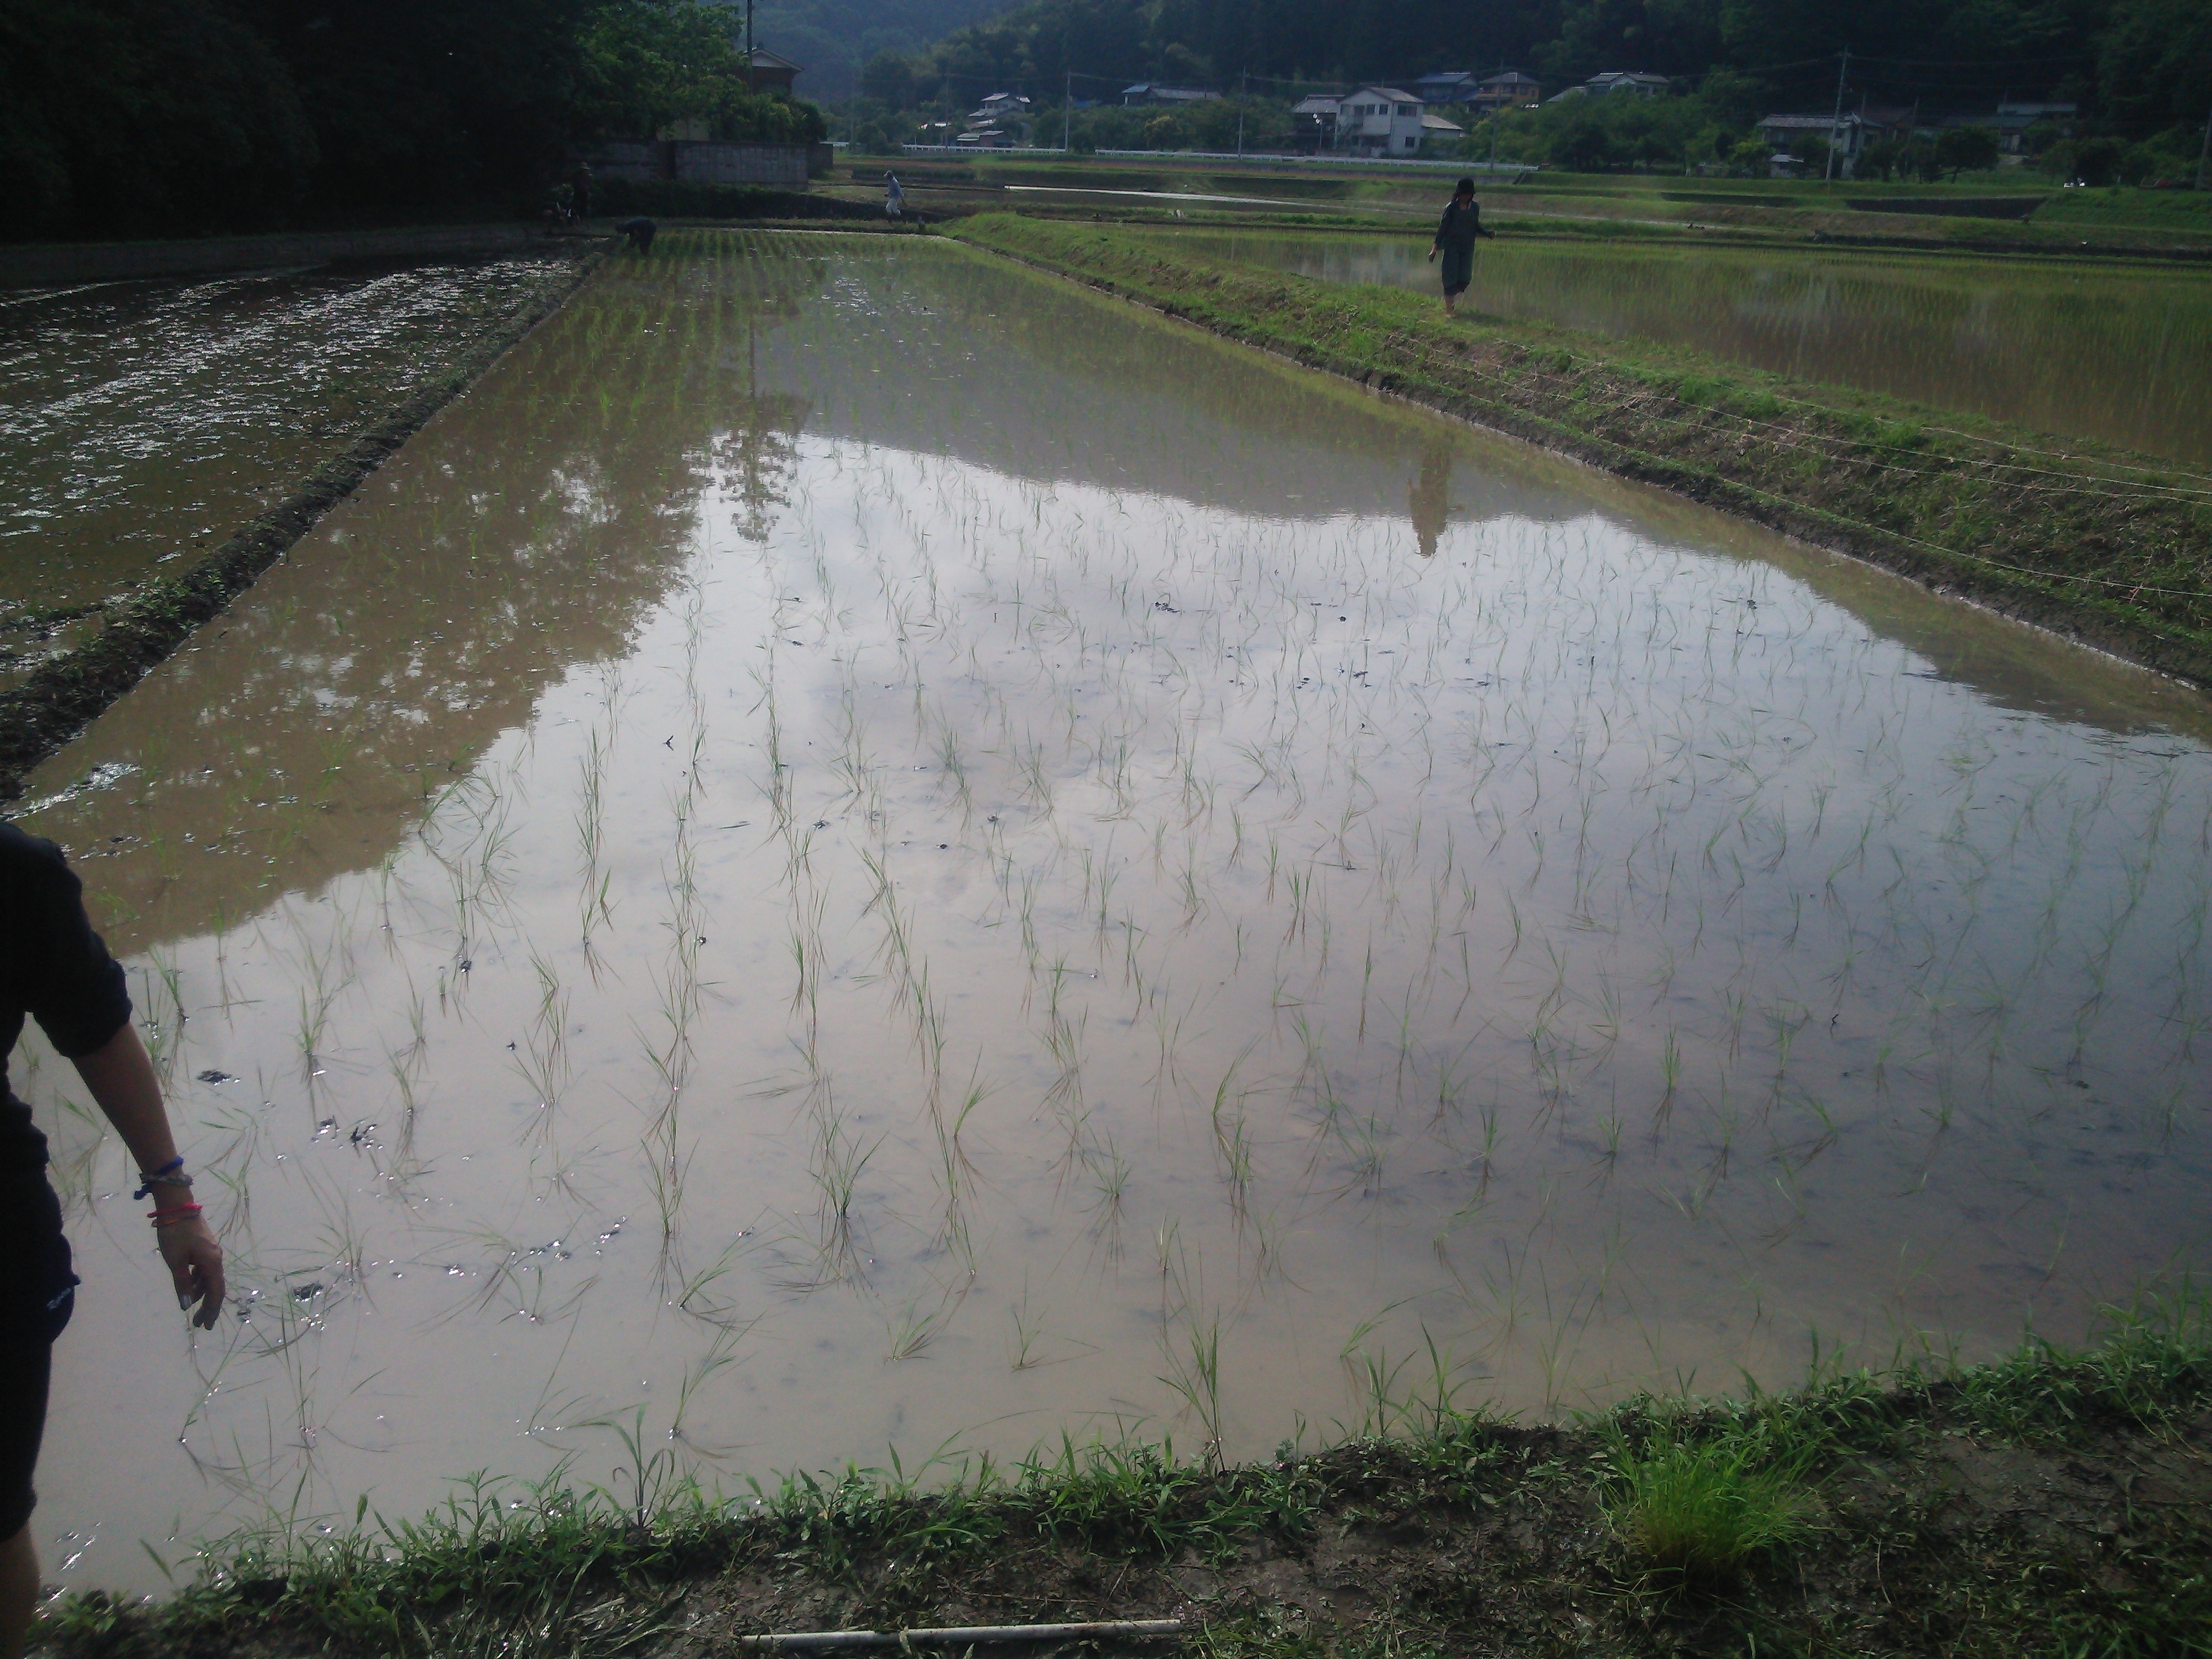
947 214 2212 691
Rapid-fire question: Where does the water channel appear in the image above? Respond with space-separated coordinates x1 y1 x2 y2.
13 231 2210 1594
1158 230 2212 468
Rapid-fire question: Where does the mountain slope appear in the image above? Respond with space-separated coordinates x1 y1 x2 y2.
747 0 1022 96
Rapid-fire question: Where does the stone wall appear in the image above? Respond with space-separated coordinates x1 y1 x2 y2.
585 142 812 191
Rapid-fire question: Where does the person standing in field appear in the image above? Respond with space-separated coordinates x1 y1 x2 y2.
885 171 905 220
1427 175 1496 316
1 822 225 1659
569 160 594 222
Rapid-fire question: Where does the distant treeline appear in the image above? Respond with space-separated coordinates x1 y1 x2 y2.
855 0 2209 145
0 0 827 241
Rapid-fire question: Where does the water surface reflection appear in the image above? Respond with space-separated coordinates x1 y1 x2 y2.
1161 230 2212 467
16 232 2209 1595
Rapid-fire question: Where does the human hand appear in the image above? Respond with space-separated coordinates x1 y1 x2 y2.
157 1217 226 1329
1427 247 1438 262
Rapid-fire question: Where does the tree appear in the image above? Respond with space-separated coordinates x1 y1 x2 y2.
861 49 918 107
0 0 316 237
2098 0 2212 137
576 1 749 137
1859 137 1906 180
1934 123 2000 178
1554 106 1621 171
2047 134 2127 185
1728 133 1772 174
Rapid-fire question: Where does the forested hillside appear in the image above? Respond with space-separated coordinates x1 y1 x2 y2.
863 0 2210 142
0 0 826 239
750 0 1022 97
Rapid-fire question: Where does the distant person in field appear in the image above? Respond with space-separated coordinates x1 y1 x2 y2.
885 171 905 219
1428 176 1496 317
1 822 225 1659
615 217 657 254
569 160 594 222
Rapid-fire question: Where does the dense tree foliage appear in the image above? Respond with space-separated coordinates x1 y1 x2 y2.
849 0 2209 169
752 0 1023 98
0 0 825 239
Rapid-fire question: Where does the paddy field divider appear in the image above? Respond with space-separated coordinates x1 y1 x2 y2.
946 213 2212 693
0 246 611 802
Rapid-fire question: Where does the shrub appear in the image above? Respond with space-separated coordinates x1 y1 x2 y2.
1936 124 2003 178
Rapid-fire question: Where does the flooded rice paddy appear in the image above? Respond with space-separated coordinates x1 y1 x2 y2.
1162 231 2212 468
0 255 577 687
13 231 2211 1594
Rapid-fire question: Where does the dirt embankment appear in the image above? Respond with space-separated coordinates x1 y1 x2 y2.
38 1329 2212 1658
950 215 2212 691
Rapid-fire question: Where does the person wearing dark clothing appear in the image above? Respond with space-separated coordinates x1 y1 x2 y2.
569 161 594 222
1428 176 1496 316
615 216 657 254
0 823 223 1658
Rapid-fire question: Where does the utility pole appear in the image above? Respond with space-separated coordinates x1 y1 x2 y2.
2198 102 2210 190
1824 47 1849 184
745 0 754 61
1237 70 1247 156
1065 69 1073 152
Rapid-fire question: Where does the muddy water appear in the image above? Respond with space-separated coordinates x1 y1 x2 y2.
1161 230 2212 468
0 256 577 687
13 231 2210 1594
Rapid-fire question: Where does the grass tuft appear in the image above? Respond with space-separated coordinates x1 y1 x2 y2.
1601 1424 1814 1588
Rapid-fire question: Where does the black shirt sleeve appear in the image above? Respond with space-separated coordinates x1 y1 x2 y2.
3 825 132 1059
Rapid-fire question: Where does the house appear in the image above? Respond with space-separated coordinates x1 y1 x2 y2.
1422 111 1466 145
1412 71 1481 106
1859 105 1916 144
1471 71 1541 113
1120 84 1220 107
1946 101 2079 154
745 47 800 95
1291 93 1341 151
1551 70 1671 103
1337 87 1427 155
1758 112 1866 174
962 91 1034 145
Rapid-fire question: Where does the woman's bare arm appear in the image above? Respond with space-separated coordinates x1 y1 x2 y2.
71 1025 225 1329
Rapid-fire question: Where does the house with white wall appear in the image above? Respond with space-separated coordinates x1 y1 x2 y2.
1337 87 1427 155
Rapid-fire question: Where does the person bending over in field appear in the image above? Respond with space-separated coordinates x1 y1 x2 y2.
1427 176 1496 317
1 822 225 1658
615 216 658 254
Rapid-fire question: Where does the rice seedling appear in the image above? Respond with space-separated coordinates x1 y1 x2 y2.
28 231 2212 1591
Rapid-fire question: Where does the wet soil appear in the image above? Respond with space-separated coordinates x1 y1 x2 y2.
0 249 603 796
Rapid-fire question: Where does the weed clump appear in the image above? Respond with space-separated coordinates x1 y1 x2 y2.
1601 1426 1814 1589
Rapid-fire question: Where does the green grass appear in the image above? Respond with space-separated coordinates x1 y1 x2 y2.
1600 1424 1815 1587
36 1297 2212 1658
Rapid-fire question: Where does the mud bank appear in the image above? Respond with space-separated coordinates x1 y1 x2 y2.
35 1314 2212 1659
0 248 606 800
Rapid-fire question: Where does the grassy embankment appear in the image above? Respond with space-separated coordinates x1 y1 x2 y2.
947 213 2212 687
843 160 2212 257
38 1304 2212 1658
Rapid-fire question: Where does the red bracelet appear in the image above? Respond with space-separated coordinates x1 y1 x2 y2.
149 1203 204 1225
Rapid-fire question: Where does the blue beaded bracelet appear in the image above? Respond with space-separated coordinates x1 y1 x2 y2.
133 1155 187 1201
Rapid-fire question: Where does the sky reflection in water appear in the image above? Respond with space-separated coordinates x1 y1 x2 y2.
16 232 2210 1594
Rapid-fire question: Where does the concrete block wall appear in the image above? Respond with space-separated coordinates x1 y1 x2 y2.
670 143 811 190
